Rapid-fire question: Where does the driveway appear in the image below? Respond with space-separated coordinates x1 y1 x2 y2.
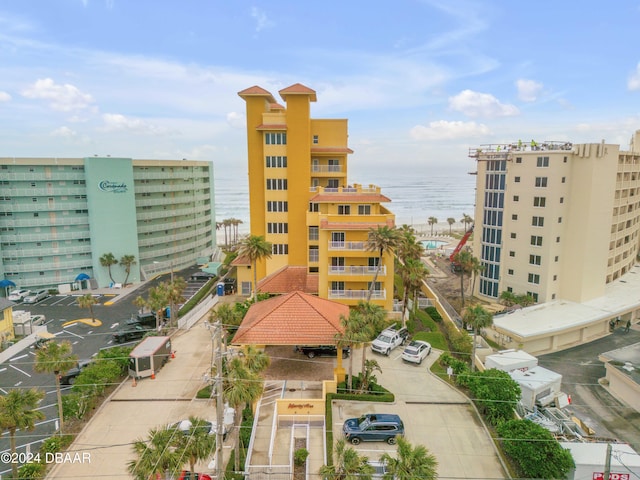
538 325 640 451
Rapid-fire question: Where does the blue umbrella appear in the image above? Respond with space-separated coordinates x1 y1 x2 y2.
75 273 90 281
0 279 16 288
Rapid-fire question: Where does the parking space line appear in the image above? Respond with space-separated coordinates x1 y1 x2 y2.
63 329 84 339
72 340 79 345
0 368 6 373
14 381 22 386
9 354 28 362
110 323 119 329
10 364 32 378
49 296 69 306
0 388 7 394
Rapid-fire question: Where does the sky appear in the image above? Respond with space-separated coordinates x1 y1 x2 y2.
2 0 640 177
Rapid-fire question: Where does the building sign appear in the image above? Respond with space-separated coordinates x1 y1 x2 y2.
287 403 314 410
98 180 128 193
593 473 630 480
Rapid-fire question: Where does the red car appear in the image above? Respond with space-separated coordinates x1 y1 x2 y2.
178 471 212 480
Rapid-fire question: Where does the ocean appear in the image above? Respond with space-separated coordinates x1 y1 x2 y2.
214 165 476 237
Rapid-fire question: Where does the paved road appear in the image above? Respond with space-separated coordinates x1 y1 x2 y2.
0 267 206 476
538 325 640 451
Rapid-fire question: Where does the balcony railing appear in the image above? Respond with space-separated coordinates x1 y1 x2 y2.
311 165 343 173
328 289 386 300
329 241 366 251
328 265 385 276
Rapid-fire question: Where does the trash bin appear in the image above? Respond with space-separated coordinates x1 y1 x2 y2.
217 282 225 296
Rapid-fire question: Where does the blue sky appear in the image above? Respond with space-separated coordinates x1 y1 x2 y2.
2 0 640 175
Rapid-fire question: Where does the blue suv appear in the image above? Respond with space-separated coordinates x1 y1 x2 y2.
342 413 404 445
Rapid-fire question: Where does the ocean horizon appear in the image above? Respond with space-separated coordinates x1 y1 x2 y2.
214 164 476 238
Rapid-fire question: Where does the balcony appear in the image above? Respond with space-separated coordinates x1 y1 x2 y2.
328 289 386 300
328 241 366 251
309 183 381 194
328 265 386 276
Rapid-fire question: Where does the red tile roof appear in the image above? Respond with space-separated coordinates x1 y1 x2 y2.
238 86 276 103
269 102 285 110
231 254 250 266
310 146 354 154
279 83 317 102
232 291 348 345
310 193 392 203
258 266 318 294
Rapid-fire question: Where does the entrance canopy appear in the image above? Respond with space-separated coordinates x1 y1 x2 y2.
232 291 348 345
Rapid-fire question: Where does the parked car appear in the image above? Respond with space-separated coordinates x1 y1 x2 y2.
401 340 432 364
112 324 153 343
23 289 49 304
124 312 157 329
368 460 389 479
30 315 46 326
8 289 31 302
371 326 409 356
60 359 92 385
295 345 350 358
342 413 404 445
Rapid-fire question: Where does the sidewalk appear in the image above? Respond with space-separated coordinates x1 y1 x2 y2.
48 315 226 479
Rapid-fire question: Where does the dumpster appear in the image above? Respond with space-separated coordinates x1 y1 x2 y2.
217 282 224 296
129 336 172 379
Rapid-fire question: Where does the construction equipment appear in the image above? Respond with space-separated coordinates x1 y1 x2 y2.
449 225 474 271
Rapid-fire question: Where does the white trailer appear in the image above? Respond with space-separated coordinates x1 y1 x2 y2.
485 349 538 372
560 442 640 480
510 365 562 410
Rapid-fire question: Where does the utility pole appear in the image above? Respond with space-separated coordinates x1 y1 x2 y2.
214 319 224 480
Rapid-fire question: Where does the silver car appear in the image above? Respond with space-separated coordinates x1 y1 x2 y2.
8 289 30 302
24 289 49 304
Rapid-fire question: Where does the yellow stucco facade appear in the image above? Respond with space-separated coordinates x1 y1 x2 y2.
238 83 395 311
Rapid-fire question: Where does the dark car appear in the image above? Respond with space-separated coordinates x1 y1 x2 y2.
113 324 153 343
342 413 404 445
60 359 92 385
295 345 350 359
124 312 157 329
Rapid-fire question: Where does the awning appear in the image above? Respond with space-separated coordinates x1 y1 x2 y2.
75 273 90 281
0 279 16 288
201 262 222 275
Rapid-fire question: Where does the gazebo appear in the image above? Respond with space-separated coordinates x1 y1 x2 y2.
232 290 349 381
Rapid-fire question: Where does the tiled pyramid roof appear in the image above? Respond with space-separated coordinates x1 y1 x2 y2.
279 83 317 101
232 291 348 345
258 266 318 294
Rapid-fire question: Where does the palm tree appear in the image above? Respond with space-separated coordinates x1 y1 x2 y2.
33 340 77 433
210 303 242 345
128 426 181 480
452 249 474 308
319 438 374 480
463 305 493 371
222 218 233 247
396 226 424 263
355 301 387 383
365 226 400 302
242 344 270 374
381 437 438 480
427 216 438 235
447 217 456 235
460 213 473 231
224 356 264 471
99 252 118 284
77 293 98 323
470 256 483 295
166 276 187 327
0 389 46 478
119 254 137 285
173 416 217 476
237 235 272 302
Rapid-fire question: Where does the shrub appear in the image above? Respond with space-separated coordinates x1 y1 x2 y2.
425 306 442 321
62 391 93 420
466 369 520 426
96 345 133 373
72 359 122 397
294 448 309 466
39 434 73 456
17 461 46 479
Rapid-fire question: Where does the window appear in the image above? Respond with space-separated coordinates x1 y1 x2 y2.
313 135 319 144
533 197 546 207
555 256 559 262
266 156 287 168
338 205 351 215
553 275 557 281
512 214 518 220
309 202 319 212
510 233 516 239
532 216 544 227
537 156 549 167
527 291 539 302
327 179 339 188
556 236 560 243
514 176 520 183
529 255 541 265
267 222 288 234
513 195 519 201
560 197 564 204
516 157 522 163
265 132 287 144
535 177 548 187
508 269 514 275
358 205 371 215
528 273 540 284
267 201 288 212
562 177 566 183
272 244 289 255
266 178 288 190
308 246 319 262
558 217 562 223
308 226 319 241
509 251 515 257
531 235 543 246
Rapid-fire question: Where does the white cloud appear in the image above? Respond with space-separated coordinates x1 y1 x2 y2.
21 78 94 112
628 63 640 91
101 113 168 135
250 7 274 32
0 91 11 102
449 89 519 118
226 111 245 129
410 120 490 140
516 78 543 102
51 126 77 137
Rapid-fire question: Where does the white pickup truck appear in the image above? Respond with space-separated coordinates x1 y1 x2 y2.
371 326 409 356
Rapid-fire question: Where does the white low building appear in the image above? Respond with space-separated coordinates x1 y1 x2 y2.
485 349 538 372
561 442 640 480
510 365 563 410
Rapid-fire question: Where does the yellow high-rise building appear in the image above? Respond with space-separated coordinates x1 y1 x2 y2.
237 83 395 310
